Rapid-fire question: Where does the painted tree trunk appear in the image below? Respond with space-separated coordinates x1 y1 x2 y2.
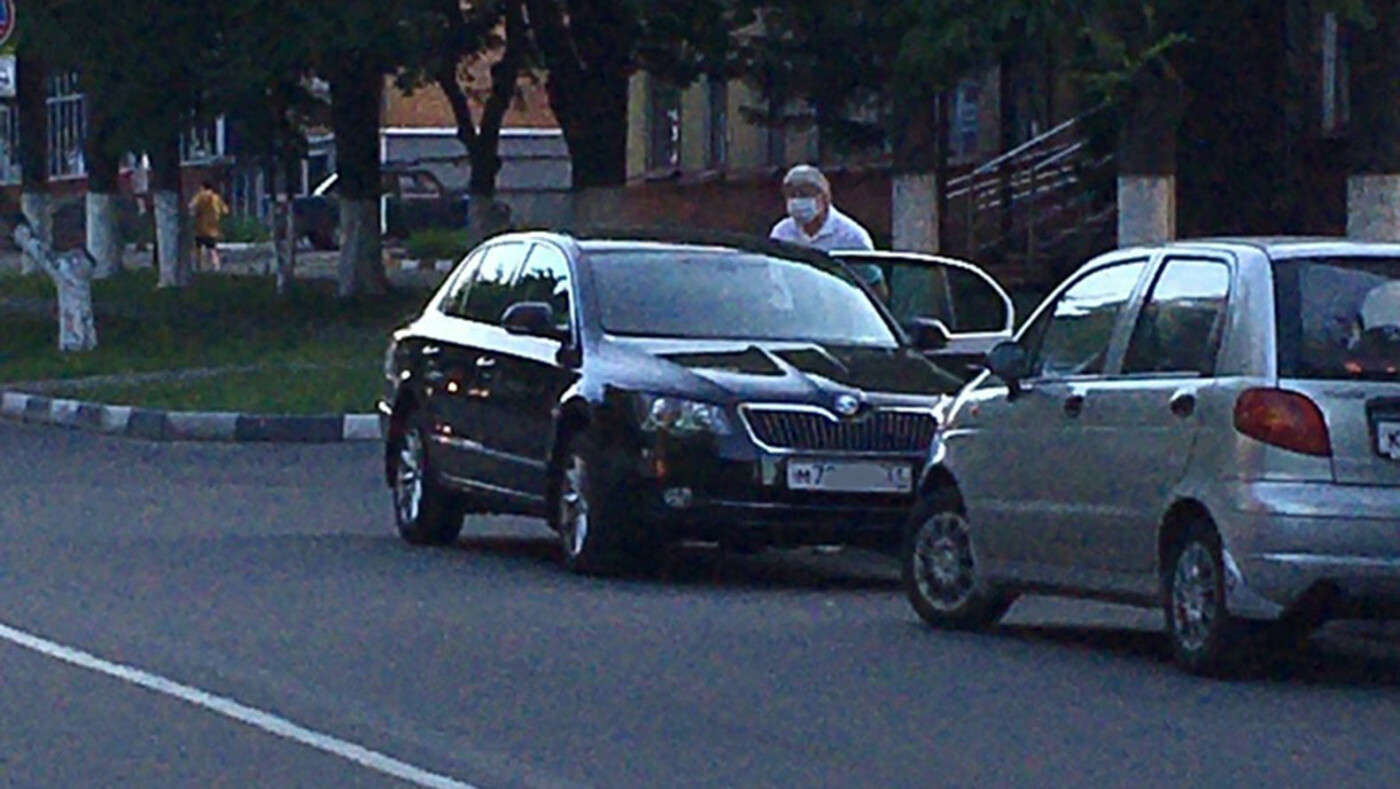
1117 176 1177 246
1347 0 1400 240
891 85 944 253
17 55 49 277
892 173 940 253
275 197 297 296
154 191 187 289
86 193 123 278
338 199 384 299
19 192 52 276
330 60 388 298
13 223 97 352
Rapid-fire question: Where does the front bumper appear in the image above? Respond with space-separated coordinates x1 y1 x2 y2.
1216 481 1400 620
613 432 920 549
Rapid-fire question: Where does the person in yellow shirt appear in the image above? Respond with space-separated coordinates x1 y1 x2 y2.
189 181 231 271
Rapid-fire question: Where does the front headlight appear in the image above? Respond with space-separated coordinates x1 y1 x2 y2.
637 394 733 436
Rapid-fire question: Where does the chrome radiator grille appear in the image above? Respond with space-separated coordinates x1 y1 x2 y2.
740 406 938 453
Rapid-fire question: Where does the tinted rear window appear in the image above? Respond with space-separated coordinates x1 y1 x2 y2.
586 249 900 346
1275 256 1400 380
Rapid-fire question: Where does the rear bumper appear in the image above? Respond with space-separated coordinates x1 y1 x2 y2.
1216 482 1400 619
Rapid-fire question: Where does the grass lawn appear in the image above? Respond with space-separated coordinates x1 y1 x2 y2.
1 269 429 413
37 363 384 415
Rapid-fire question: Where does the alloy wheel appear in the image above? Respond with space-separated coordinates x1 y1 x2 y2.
912 511 977 611
394 429 425 527
559 453 591 558
1171 542 1219 653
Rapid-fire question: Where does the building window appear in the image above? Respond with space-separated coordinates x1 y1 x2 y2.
706 77 728 169
1321 12 1350 136
182 117 227 164
47 72 86 179
647 78 681 171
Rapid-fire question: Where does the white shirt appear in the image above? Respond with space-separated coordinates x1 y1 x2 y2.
769 205 874 252
770 205 881 284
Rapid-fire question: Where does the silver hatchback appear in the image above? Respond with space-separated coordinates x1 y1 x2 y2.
902 239 1400 674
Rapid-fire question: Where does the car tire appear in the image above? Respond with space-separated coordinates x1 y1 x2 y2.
389 411 465 546
1163 519 1250 676
551 433 653 576
902 488 1014 630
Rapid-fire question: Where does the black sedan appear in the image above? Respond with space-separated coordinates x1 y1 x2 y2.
379 231 965 574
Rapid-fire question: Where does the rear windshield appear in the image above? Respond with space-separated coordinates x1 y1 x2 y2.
586 249 901 347
1274 256 1400 380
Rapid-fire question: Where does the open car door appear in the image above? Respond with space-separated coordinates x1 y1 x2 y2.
832 251 1015 381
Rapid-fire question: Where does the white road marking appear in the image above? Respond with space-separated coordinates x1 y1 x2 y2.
0 620 481 789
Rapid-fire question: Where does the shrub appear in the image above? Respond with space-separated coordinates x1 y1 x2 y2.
405 227 472 262
221 214 272 244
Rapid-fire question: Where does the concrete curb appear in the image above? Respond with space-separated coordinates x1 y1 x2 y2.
1 390 382 443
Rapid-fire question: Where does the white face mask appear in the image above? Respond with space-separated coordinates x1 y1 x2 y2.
787 197 821 225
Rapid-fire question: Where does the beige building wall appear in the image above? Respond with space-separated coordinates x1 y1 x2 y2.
726 81 767 171
680 83 709 172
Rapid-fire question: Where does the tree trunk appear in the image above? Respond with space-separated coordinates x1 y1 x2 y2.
273 154 298 296
891 84 942 252
1348 1 1400 240
522 0 634 190
151 135 190 288
13 222 97 352
1116 62 1184 246
330 56 387 298
85 91 123 277
17 55 50 276
338 198 381 297
85 193 122 279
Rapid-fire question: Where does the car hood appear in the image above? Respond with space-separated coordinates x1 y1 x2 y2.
600 337 963 403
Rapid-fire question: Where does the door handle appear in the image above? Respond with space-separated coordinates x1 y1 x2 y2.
475 356 498 370
1063 393 1085 418
1170 392 1197 418
421 344 442 357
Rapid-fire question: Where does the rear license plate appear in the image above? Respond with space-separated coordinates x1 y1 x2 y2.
1377 420 1400 460
786 460 913 493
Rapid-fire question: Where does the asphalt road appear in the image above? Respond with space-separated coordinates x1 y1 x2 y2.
2 422 1399 789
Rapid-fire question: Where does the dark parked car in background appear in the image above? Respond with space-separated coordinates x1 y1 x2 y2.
293 167 470 250
380 231 966 574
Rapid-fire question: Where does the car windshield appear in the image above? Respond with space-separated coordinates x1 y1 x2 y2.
587 248 901 346
1275 255 1400 380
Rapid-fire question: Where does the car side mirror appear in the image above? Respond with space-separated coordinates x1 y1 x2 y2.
501 301 564 341
908 318 952 352
985 341 1029 395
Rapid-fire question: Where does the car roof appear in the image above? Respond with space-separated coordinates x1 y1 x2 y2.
1134 236 1400 260
500 227 835 264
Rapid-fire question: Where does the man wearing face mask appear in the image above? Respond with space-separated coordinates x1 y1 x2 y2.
768 164 888 301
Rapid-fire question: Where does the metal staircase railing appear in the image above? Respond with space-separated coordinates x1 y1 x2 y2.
942 116 1117 286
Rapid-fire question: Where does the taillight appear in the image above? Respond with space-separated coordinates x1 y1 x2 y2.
1233 388 1332 457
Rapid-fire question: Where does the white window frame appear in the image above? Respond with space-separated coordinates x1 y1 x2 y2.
47 72 86 180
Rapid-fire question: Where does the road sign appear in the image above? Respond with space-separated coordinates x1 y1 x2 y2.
0 0 13 49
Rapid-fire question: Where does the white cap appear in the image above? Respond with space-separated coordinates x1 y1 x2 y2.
782 164 830 196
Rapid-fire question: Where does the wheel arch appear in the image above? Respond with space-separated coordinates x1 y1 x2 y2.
918 463 964 510
1158 498 1217 579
